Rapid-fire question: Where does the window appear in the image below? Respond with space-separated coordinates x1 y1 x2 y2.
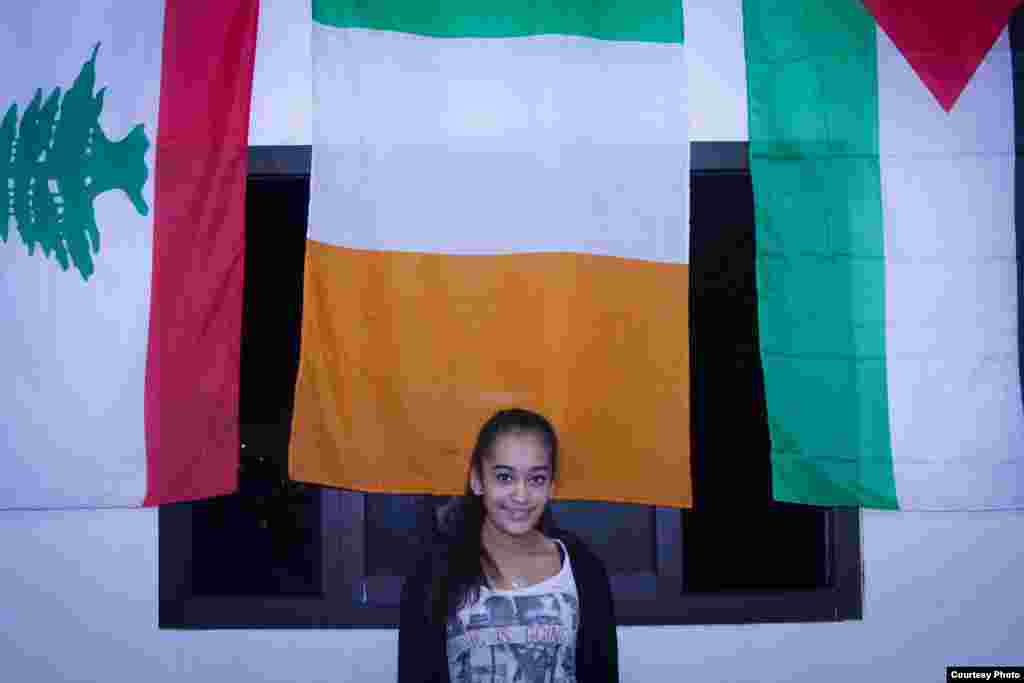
160 144 862 629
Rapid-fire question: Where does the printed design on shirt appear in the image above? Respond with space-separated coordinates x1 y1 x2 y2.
448 592 578 683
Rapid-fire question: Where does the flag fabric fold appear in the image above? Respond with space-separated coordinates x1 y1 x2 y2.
291 0 693 507
744 0 1024 509
0 0 259 508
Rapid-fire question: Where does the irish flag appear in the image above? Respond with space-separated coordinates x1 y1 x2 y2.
290 1 693 507
0 0 259 508
744 1 1024 509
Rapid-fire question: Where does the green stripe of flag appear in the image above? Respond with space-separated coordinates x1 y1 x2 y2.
743 0 899 508
313 0 684 43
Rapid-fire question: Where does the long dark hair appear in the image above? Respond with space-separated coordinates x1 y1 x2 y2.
428 408 559 624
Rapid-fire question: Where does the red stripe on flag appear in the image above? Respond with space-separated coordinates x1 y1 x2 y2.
143 0 260 505
861 0 1021 111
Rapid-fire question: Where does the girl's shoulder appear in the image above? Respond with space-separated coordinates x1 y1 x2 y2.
544 527 603 570
545 526 583 551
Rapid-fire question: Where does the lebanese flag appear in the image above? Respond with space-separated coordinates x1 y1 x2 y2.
289 0 693 507
744 1 1024 509
0 0 259 508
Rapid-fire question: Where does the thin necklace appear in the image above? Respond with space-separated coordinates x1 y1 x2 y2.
487 564 528 589
483 530 551 590
484 555 530 590
492 547 557 590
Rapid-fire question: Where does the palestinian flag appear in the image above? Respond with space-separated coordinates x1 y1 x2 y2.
290 0 693 507
0 0 259 508
860 0 1022 111
744 0 1024 509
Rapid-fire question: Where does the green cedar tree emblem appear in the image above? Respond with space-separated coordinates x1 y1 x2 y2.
1 44 149 281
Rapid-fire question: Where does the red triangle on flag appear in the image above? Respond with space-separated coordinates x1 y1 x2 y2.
860 0 1022 111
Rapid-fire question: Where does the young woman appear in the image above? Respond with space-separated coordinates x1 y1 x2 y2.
398 408 619 683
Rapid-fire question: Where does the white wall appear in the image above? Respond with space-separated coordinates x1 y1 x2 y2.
2 509 1021 682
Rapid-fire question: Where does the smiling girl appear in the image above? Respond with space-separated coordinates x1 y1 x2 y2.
398 408 619 683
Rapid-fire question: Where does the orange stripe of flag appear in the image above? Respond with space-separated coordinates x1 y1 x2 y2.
289 240 692 508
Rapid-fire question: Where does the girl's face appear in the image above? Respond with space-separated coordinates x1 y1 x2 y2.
471 431 554 538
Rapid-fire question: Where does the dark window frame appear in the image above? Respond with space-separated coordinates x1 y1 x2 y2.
159 143 862 629
161 490 861 628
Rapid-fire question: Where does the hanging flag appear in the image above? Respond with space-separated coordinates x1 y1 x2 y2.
744 0 1024 509
291 0 692 507
0 0 260 508
859 0 1021 111
1013 10 1024 416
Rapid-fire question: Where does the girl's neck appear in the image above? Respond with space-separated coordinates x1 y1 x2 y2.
480 517 547 557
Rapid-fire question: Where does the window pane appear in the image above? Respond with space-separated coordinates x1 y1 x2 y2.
682 505 828 591
366 493 433 577
238 175 308 431
191 462 322 596
685 170 831 592
549 500 655 574
190 173 318 597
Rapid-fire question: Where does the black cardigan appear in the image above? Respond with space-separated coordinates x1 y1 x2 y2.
398 528 620 683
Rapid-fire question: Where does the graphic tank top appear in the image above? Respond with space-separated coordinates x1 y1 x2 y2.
447 539 579 683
